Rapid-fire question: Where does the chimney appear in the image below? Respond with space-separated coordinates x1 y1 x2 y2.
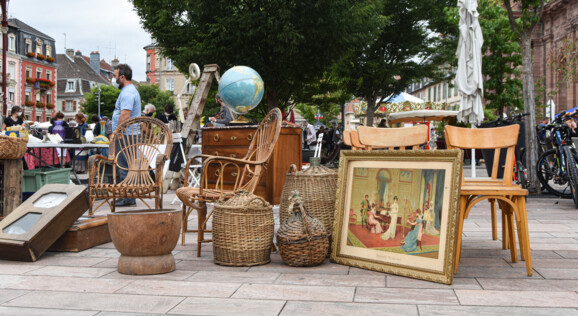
90 51 100 74
111 58 119 69
75 50 82 57
66 49 74 59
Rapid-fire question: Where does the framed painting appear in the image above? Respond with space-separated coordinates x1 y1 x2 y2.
330 150 463 284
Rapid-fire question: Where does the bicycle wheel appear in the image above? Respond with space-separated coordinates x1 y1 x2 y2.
537 148 572 198
516 161 528 189
563 146 578 208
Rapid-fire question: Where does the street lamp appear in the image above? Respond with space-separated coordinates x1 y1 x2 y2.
1 0 9 117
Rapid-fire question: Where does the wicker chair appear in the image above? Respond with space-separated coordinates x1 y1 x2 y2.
176 108 282 256
88 116 173 214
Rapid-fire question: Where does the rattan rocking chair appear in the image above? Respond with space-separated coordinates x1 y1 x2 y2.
176 108 282 256
88 116 173 214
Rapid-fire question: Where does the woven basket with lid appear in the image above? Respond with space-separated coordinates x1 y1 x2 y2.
0 135 27 160
279 164 338 239
212 191 274 266
277 190 329 267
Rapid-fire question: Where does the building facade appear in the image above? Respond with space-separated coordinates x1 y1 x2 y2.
1 18 58 122
56 49 110 120
405 63 460 110
144 41 194 117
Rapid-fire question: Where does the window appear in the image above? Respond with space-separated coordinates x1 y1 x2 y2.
25 67 32 79
45 45 51 57
65 100 74 112
25 39 32 54
146 77 151 85
35 92 40 102
186 82 194 94
438 84 441 100
8 63 15 80
36 115 41 122
66 80 76 92
8 88 14 102
428 87 431 101
433 86 437 102
7 34 15 52
25 92 30 102
454 79 458 95
443 82 446 99
35 39 43 55
165 78 174 92
36 69 42 79
146 54 151 71
166 58 174 70
46 71 51 81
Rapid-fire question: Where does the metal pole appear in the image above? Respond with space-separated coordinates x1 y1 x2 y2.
97 85 101 117
1 0 8 117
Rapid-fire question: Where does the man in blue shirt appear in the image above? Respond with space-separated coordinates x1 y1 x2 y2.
111 64 141 207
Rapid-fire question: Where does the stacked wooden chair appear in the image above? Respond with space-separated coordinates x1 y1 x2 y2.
176 108 282 256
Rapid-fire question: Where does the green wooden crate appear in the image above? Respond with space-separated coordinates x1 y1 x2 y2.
22 168 71 192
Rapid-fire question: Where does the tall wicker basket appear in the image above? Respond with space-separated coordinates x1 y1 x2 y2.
0 135 27 160
212 191 274 266
277 190 329 266
279 164 338 241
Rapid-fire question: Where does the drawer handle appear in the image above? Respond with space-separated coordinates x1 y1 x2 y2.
214 151 219 156
230 154 237 158
215 169 220 176
230 136 237 141
231 172 238 177
213 134 220 142
247 133 253 141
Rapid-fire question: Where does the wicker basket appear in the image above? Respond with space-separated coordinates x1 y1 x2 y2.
0 135 27 160
277 190 329 267
212 191 274 266
279 164 338 241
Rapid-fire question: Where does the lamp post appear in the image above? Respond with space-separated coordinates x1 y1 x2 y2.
1 0 8 117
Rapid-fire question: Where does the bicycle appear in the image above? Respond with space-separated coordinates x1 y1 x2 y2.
536 112 578 207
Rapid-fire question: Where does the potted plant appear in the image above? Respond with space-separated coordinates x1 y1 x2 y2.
45 103 55 109
46 56 55 63
24 100 35 107
36 54 46 61
26 52 36 58
25 77 35 84
35 102 45 108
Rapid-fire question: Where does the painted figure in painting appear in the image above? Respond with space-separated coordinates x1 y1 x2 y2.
360 195 370 229
401 209 423 252
380 196 399 240
367 204 384 234
423 201 439 235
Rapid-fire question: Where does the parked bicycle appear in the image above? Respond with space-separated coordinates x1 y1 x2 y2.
536 112 578 207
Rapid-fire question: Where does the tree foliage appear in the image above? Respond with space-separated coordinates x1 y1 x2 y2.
82 84 120 118
332 0 456 126
137 84 176 116
131 0 364 112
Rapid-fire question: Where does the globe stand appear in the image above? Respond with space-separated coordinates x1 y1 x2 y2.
230 115 252 126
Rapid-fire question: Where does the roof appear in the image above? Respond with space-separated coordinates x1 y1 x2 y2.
8 18 54 41
55 54 110 84
81 56 113 72
143 41 158 50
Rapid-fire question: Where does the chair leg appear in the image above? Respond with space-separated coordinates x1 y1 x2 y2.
516 196 533 276
454 196 468 274
197 202 208 257
181 204 188 246
501 210 509 250
490 199 497 240
506 209 518 263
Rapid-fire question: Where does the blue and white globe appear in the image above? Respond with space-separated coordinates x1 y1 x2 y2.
218 66 264 115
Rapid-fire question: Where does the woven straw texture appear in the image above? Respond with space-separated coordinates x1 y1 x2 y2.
279 165 338 238
0 135 27 160
212 191 274 266
277 199 329 267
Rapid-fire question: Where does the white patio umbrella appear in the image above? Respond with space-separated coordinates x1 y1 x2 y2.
456 0 484 177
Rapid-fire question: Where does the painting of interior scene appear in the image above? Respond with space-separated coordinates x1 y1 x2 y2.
347 167 446 258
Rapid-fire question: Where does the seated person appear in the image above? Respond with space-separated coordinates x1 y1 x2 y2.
157 104 178 124
1 106 25 131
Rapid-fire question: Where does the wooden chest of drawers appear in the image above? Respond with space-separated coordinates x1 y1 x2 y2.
202 125 302 204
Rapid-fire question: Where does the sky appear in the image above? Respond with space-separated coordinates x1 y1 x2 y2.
9 0 152 82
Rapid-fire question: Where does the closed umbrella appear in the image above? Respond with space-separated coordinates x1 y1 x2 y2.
456 0 484 177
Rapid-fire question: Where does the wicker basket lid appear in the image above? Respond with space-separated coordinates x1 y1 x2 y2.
286 164 337 177
216 191 271 210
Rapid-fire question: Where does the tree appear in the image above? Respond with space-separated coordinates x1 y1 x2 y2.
82 85 120 118
137 84 176 116
333 0 456 126
131 0 365 112
504 0 546 192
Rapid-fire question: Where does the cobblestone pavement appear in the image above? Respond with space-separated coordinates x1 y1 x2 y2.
1 167 578 315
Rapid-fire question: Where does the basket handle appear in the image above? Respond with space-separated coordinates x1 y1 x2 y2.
248 196 268 207
287 164 298 174
289 202 313 241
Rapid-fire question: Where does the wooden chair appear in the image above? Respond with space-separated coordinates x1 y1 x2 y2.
176 108 282 256
88 116 173 214
357 125 429 150
444 125 532 276
343 130 364 150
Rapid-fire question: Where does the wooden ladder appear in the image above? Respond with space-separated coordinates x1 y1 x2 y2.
180 64 220 141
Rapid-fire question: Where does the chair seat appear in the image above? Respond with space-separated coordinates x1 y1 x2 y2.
461 185 528 196
176 187 234 204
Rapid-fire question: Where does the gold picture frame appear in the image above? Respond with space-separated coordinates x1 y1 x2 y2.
330 150 463 284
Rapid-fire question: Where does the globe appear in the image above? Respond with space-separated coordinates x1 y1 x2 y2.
218 66 264 115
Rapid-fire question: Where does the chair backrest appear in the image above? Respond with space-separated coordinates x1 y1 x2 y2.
110 116 173 185
349 130 366 150
237 108 282 192
357 125 429 150
343 130 353 147
444 124 519 185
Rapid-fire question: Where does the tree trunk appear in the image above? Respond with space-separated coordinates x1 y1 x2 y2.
266 90 279 112
365 95 377 127
521 34 540 193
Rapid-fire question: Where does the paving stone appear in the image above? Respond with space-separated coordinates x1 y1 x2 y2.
173 251 214 261
478 278 578 291
102 270 196 281
95 313 165 316
51 248 121 258
24 266 116 278
91 258 121 268
176 260 249 272
355 287 458 305
534 268 578 279
530 237 577 244
418 305 578 316
531 243 578 251
455 266 539 279
455 289 578 307
0 289 29 304
6 275 133 293
456 257 511 267
275 273 385 287
555 250 578 259
168 297 285 316
386 275 481 290
247 258 349 275
0 264 43 275
115 279 240 297
187 271 280 284
28 253 109 267
511 258 578 269
232 284 354 302
0 276 28 289
0 306 98 316
280 301 419 316
3 291 184 314
348 267 387 276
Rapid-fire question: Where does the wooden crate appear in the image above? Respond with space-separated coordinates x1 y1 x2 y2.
49 216 111 252
0 159 22 217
